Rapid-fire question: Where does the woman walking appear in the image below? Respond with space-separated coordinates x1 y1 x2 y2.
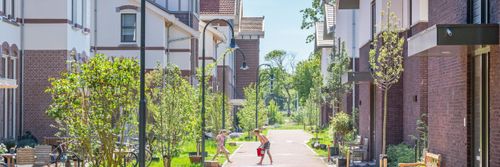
254 129 273 165
212 130 232 163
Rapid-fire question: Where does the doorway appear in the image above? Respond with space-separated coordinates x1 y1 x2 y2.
472 47 489 167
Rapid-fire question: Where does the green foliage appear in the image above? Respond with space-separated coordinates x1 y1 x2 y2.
293 53 321 105
46 54 139 166
291 109 306 127
205 91 232 134
238 84 267 134
368 0 405 155
267 100 284 125
323 41 352 108
0 143 7 154
387 144 416 167
146 65 199 166
330 112 353 144
300 0 334 43
303 95 320 128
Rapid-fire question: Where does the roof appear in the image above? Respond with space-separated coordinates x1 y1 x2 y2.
324 3 336 35
199 22 227 42
238 16 265 37
200 0 236 15
315 22 333 49
131 0 199 37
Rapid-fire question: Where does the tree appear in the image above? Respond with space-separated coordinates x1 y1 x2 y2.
238 84 267 136
300 0 334 43
368 1 405 155
267 100 283 125
264 50 296 116
146 65 199 167
46 54 139 166
206 91 232 134
293 53 321 105
323 41 352 111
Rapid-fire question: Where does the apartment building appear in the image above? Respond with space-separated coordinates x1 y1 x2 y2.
0 0 263 140
330 0 500 166
316 2 359 126
200 0 264 109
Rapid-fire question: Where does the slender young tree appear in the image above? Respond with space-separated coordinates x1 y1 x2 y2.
368 1 405 155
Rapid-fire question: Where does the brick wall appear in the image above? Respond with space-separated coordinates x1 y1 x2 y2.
490 45 500 166
427 46 469 167
23 50 67 139
235 39 259 99
358 41 373 159
428 0 467 26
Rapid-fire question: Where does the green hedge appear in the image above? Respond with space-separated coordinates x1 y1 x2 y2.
387 144 416 167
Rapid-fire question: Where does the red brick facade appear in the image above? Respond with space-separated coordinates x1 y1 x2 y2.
235 39 259 99
23 50 68 139
490 45 500 167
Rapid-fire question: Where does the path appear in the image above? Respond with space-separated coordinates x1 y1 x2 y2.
224 130 327 167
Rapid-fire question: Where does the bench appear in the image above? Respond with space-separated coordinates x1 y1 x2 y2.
399 152 441 167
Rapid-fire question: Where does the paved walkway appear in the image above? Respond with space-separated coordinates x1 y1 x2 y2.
224 130 327 167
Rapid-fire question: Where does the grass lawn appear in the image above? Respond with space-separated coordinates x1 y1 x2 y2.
148 139 239 167
306 128 332 157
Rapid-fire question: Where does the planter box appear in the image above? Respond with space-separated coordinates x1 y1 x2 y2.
329 146 339 156
228 142 237 146
204 161 220 167
188 152 207 164
336 158 347 167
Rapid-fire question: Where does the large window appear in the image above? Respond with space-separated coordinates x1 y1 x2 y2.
121 14 137 42
472 51 489 167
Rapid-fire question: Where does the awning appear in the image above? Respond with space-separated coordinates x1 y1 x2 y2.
0 78 17 89
337 0 359 9
342 72 373 84
408 24 499 57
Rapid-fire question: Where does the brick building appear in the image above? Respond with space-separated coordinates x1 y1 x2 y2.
0 0 264 140
331 0 499 166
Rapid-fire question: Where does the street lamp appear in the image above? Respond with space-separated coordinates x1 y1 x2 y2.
202 19 237 165
222 48 248 130
138 0 146 167
255 64 274 130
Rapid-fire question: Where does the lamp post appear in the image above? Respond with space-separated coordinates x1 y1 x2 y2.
202 19 237 165
138 0 146 167
255 64 273 130
222 48 248 130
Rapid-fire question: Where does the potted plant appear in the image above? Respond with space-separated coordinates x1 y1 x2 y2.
188 140 205 163
330 112 353 167
0 143 7 162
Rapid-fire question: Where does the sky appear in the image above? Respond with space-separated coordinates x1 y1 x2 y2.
243 0 314 67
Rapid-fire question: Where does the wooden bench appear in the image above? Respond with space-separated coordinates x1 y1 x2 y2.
399 152 441 167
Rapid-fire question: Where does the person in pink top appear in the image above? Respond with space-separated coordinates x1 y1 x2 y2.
212 129 232 163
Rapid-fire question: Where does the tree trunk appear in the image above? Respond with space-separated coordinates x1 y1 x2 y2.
163 155 171 167
382 90 388 154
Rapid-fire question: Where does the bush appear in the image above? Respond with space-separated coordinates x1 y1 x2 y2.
387 144 416 167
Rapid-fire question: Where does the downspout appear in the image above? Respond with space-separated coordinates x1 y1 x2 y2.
18 0 25 138
351 10 357 131
93 0 97 53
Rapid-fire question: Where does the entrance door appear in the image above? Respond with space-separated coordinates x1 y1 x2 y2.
473 50 489 167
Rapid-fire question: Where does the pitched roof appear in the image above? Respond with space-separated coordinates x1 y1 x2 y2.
200 0 236 15
237 16 265 37
315 22 333 49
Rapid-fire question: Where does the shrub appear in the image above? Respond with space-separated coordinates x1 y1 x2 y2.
387 144 416 167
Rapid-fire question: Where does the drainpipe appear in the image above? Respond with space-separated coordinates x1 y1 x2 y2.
18 0 25 138
93 0 98 53
351 10 356 130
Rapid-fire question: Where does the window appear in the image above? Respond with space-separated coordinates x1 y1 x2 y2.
82 0 86 26
470 0 490 24
9 0 13 18
371 1 376 40
72 0 77 24
1 0 5 15
121 14 137 42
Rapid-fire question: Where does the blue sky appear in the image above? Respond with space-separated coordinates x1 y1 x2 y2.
243 0 314 66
